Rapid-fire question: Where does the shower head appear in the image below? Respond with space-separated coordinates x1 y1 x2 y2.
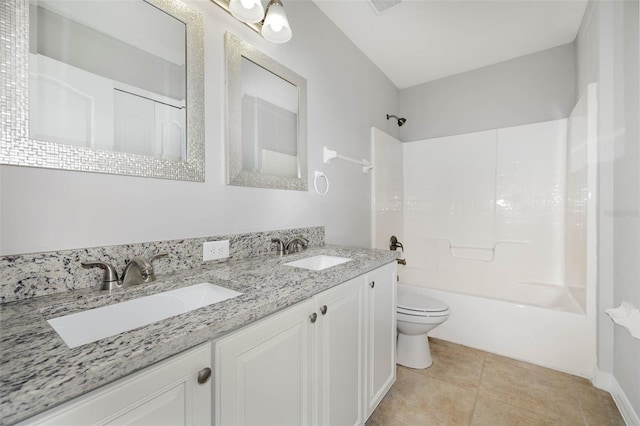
387 114 407 127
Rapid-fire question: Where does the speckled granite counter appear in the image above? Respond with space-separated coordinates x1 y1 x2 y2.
0 245 397 425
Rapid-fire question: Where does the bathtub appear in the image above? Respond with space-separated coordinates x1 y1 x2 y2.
398 266 597 377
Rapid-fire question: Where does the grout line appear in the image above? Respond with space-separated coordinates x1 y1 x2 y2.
468 352 488 425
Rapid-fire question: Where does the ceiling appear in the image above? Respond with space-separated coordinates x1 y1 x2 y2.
312 0 588 89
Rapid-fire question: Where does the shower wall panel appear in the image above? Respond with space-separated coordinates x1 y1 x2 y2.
403 119 568 288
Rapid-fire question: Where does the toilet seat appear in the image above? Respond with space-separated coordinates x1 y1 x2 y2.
397 289 449 316
397 307 450 317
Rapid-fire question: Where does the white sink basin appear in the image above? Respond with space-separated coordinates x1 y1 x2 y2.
47 283 242 348
284 255 352 271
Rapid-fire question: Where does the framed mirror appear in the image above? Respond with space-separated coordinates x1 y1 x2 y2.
0 0 204 181
225 32 307 190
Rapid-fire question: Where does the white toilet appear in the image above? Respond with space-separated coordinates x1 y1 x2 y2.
396 283 450 369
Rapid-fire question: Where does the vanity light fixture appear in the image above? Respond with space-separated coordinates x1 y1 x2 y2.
229 0 264 23
261 0 292 43
223 0 292 43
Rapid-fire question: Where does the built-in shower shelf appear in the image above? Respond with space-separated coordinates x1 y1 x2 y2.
424 238 529 262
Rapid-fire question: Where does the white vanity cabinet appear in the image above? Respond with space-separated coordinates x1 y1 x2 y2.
215 299 316 425
364 262 397 417
19 344 212 426
314 276 365 426
215 262 396 426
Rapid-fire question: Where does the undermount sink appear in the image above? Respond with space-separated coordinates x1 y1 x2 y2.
284 255 352 271
47 283 242 348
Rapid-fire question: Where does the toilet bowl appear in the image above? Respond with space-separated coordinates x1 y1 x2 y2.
396 283 450 369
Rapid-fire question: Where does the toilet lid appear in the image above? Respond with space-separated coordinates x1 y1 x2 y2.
397 288 449 313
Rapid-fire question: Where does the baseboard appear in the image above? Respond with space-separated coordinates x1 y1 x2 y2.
592 367 640 425
592 366 613 390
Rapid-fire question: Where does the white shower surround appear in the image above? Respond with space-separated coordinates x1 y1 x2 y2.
371 84 598 376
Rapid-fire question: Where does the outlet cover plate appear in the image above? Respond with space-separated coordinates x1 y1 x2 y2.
203 240 230 261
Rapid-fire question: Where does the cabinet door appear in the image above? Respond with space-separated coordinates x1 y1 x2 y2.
20 344 212 426
365 262 397 417
315 276 365 426
215 300 315 426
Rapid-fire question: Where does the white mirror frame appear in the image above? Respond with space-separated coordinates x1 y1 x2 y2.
225 32 307 190
0 0 205 182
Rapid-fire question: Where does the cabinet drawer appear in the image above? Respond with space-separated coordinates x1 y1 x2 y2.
19 344 212 426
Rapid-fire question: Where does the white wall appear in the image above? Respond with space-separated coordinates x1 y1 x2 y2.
611 0 640 416
398 43 576 141
576 1 599 99
0 0 400 255
576 0 640 419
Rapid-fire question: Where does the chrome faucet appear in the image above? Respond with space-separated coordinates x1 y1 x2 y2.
285 236 309 255
271 236 309 255
82 252 168 290
121 253 168 287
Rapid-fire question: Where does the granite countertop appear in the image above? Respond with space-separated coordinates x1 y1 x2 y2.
0 245 397 425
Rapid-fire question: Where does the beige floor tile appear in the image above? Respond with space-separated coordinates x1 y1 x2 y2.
368 340 626 426
572 377 625 425
410 338 487 389
573 379 615 407
367 366 477 426
366 407 414 426
581 400 626 426
471 390 568 426
474 386 584 426
479 355 584 424
485 353 577 386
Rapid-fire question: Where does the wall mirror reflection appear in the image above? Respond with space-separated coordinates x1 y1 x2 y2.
226 32 307 190
1 0 204 181
30 0 186 159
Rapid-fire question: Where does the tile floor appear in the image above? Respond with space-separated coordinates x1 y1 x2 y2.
367 338 625 426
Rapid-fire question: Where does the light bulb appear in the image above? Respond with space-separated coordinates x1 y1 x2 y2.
270 20 283 32
229 0 264 24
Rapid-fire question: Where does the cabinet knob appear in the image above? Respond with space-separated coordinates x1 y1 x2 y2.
309 312 318 323
197 367 212 384
370 281 375 288
320 305 328 315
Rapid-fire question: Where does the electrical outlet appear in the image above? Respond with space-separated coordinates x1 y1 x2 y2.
203 240 230 261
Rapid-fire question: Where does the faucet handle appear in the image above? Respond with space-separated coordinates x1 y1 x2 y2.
81 261 121 291
149 252 168 263
390 236 404 252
